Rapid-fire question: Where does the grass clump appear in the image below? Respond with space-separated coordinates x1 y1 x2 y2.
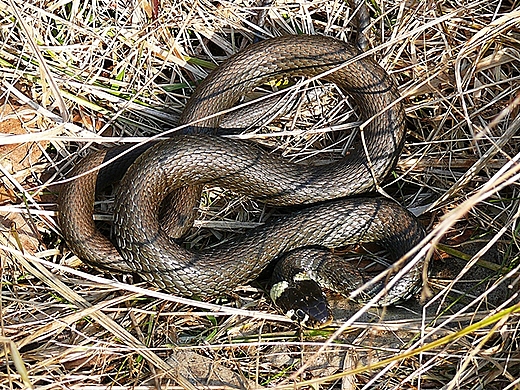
0 0 519 388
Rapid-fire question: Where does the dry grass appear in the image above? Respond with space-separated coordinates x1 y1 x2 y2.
1 0 519 388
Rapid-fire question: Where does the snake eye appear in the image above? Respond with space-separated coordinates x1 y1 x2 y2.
294 309 310 324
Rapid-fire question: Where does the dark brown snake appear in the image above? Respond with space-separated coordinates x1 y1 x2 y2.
58 35 425 326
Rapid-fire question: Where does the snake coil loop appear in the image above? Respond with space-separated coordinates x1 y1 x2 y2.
58 35 424 328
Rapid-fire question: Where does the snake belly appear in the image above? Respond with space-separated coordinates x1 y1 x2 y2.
58 35 423 322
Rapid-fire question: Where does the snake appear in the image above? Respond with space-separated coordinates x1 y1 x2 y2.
58 35 425 328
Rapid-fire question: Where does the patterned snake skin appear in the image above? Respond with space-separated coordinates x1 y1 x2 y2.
58 35 423 313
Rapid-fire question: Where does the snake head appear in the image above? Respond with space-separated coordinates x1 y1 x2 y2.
270 276 332 329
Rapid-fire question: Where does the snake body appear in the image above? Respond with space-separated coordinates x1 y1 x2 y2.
58 35 424 325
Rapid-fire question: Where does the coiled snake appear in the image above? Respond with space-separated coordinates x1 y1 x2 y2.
58 35 425 328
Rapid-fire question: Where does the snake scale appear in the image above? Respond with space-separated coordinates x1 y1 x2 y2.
58 35 425 327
